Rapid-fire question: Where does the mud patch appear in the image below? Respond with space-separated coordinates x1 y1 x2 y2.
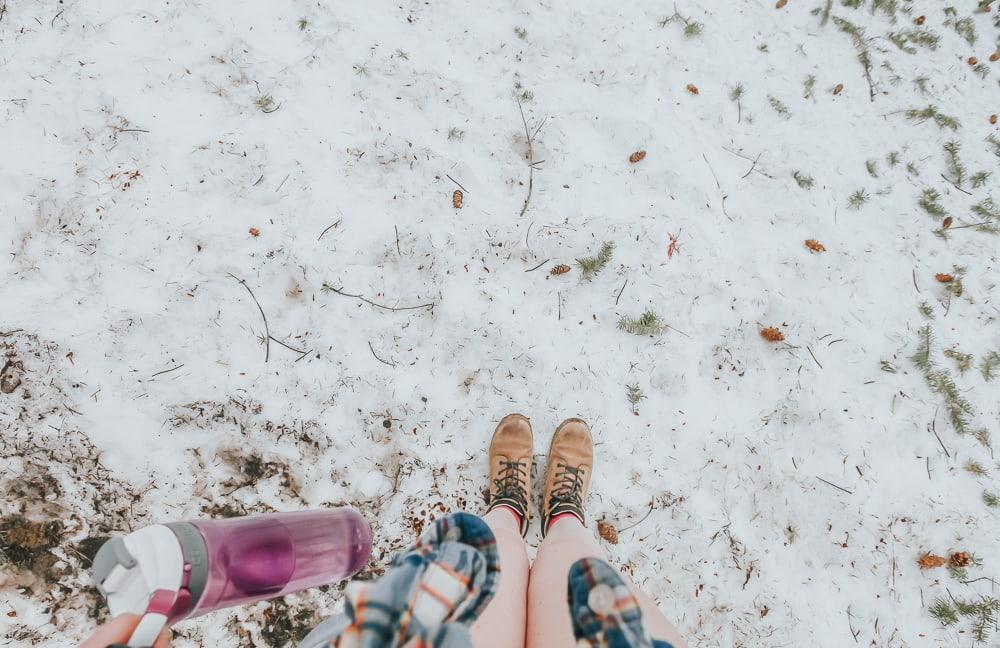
0 515 65 583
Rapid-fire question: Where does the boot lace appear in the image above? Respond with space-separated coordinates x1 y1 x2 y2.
549 463 584 510
493 459 528 509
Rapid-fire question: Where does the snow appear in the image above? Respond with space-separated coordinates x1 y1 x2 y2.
2 1 999 646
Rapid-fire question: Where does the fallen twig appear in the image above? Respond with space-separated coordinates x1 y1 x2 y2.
517 98 546 218
151 364 185 378
446 174 468 194
317 219 342 241
229 273 270 362
524 259 549 272
816 476 853 495
939 173 972 196
806 345 823 369
617 500 655 533
323 283 435 312
368 341 396 367
702 154 732 221
615 280 627 305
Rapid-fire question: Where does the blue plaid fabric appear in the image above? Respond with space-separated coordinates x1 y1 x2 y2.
299 513 674 648
299 512 500 648
568 558 674 648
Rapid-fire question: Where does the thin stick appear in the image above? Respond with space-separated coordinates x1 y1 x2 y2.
368 341 396 367
816 476 853 495
524 259 549 272
323 284 434 312
269 335 306 355
317 219 342 241
445 174 468 194
702 154 732 221
275 173 290 192
615 279 627 305
618 500 655 532
229 273 270 362
948 220 993 231
394 225 402 256
940 173 972 196
741 152 763 179
151 364 185 378
517 98 544 218
929 419 950 458
806 345 823 369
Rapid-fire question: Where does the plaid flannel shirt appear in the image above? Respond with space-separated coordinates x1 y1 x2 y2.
299 513 674 648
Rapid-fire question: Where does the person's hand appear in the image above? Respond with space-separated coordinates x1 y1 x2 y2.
78 614 171 648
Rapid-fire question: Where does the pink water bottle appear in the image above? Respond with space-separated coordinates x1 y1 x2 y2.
92 509 372 647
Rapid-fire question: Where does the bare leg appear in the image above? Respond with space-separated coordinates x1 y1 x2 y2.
526 517 688 648
469 508 529 648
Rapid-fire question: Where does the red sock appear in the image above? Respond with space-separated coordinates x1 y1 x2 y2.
546 512 580 532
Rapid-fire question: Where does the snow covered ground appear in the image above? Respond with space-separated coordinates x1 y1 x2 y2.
3 1 1000 646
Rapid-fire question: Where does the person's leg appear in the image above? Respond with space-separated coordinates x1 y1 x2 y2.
470 414 535 648
527 417 687 648
469 508 530 648
527 517 688 647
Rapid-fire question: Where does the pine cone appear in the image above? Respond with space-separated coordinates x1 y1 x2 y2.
550 264 571 276
597 520 619 544
452 190 463 209
760 327 785 342
949 552 973 568
629 150 647 164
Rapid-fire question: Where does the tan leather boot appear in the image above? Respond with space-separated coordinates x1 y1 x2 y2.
541 417 593 535
486 413 533 536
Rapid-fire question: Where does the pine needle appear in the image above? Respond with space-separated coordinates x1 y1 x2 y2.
618 309 667 336
575 241 615 281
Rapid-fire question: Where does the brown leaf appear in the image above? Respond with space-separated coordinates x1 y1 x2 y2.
550 264 571 276
760 327 785 343
629 150 647 164
935 273 954 283
597 520 619 544
942 216 953 229
686 83 699 95
452 190 463 209
950 551 973 568
775 0 787 7
918 553 947 569
832 83 844 95
804 239 826 253
914 15 926 26
248 227 260 237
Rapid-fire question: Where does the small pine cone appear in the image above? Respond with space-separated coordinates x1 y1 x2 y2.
942 216 953 229
949 552 973 568
804 239 826 253
248 227 260 237
914 15 925 25
452 189 463 209
968 57 978 66
935 273 954 283
760 326 785 342
629 150 647 164
918 553 947 569
832 83 844 95
597 520 619 544
991 114 998 125
991 52 1000 63
550 264 571 276
775 0 787 7
686 83 699 95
